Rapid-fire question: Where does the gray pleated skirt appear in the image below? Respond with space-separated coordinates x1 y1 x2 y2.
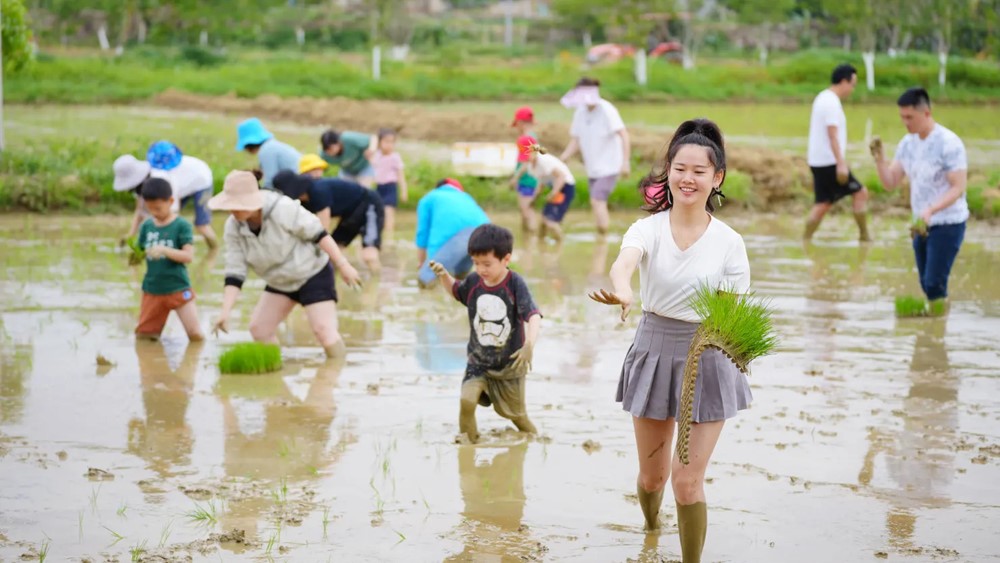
617 312 753 422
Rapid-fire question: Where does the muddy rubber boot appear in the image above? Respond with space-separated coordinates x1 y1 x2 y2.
323 340 346 359
676 501 707 563
803 217 822 240
637 482 665 531
854 211 872 242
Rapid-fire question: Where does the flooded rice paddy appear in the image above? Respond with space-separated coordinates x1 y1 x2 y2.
1 211 999 562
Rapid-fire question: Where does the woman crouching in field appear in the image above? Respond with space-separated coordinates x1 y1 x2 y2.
591 119 752 562
208 170 362 358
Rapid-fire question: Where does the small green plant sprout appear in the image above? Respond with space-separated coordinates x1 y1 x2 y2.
117 501 128 518
910 217 929 239
677 285 778 465
185 501 219 525
125 236 145 266
38 539 50 563
218 343 283 374
103 525 125 545
158 520 174 548
394 529 406 544
129 539 148 562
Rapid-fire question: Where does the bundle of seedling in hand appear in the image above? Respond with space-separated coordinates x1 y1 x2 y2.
218 342 283 374
124 236 145 266
676 285 778 465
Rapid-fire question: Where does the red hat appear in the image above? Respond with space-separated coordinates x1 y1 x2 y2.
515 135 536 163
437 178 464 191
511 106 534 127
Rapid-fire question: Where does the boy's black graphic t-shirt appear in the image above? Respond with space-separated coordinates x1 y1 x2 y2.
452 271 541 379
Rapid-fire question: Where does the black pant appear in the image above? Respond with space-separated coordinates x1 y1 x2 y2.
332 190 385 249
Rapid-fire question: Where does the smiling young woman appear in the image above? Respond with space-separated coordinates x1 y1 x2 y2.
590 119 753 562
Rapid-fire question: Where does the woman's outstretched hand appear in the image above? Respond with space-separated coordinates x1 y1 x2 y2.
588 288 633 322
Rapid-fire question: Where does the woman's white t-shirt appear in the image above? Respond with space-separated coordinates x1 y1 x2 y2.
620 210 751 323
527 154 576 186
150 156 214 210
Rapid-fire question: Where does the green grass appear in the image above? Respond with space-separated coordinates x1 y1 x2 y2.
218 343 283 374
185 501 220 525
689 285 778 365
8 48 1000 105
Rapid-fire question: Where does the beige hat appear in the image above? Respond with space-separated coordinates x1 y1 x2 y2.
207 170 263 211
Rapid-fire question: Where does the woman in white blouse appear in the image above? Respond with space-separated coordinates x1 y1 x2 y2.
591 119 752 563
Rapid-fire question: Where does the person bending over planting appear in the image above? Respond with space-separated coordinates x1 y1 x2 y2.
272 171 385 274
415 179 490 288
319 129 377 188
428 224 541 443
209 170 361 358
133 178 204 342
236 118 302 189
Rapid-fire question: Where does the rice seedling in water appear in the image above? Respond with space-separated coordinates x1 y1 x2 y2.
677 286 778 465
158 520 173 548
116 501 128 518
129 539 147 562
78 510 85 540
38 540 50 563
103 525 125 545
322 506 331 537
218 343 282 374
185 501 219 525
89 484 102 514
895 295 928 317
394 530 406 543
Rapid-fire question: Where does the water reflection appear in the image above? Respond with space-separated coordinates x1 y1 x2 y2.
127 340 202 478
859 318 957 550
445 442 538 561
218 359 348 537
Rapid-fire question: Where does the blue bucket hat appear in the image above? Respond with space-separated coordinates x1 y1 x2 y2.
146 141 183 171
236 118 274 151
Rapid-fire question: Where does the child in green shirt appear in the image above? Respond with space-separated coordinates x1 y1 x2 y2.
135 178 204 341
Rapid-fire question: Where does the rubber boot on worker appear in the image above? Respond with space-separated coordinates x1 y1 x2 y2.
676 501 707 563
637 481 665 531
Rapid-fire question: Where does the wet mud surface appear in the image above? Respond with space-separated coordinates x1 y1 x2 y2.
1 212 999 562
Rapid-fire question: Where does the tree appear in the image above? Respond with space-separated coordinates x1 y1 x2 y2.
3 0 32 73
822 0 877 89
724 0 796 65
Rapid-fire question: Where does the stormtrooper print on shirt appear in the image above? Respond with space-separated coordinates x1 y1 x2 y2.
453 270 541 380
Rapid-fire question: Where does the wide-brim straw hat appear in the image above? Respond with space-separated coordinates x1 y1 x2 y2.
208 170 264 211
112 154 152 192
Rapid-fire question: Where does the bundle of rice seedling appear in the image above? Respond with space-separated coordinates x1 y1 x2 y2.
125 236 145 266
895 295 948 318
218 343 283 374
910 218 928 239
677 285 778 465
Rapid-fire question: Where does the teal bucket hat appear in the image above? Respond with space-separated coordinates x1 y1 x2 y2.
236 118 274 151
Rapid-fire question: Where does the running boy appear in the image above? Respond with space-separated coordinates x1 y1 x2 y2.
518 137 576 242
372 128 408 244
428 224 541 443
508 107 541 234
134 178 204 342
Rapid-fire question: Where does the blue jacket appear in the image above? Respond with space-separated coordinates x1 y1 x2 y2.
415 186 489 257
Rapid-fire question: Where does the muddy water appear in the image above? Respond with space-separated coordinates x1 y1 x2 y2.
1 211 999 562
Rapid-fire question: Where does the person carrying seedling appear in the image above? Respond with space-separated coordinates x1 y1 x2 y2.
272 171 386 274
235 118 302 189
371 128 409 244
133 177 204 342
146 141 220 249
870 88 969 316
427 224 541 443
508 106 541 234
208 170 362 358
319 129 377 188
518 137 576 243
589 119 768 562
